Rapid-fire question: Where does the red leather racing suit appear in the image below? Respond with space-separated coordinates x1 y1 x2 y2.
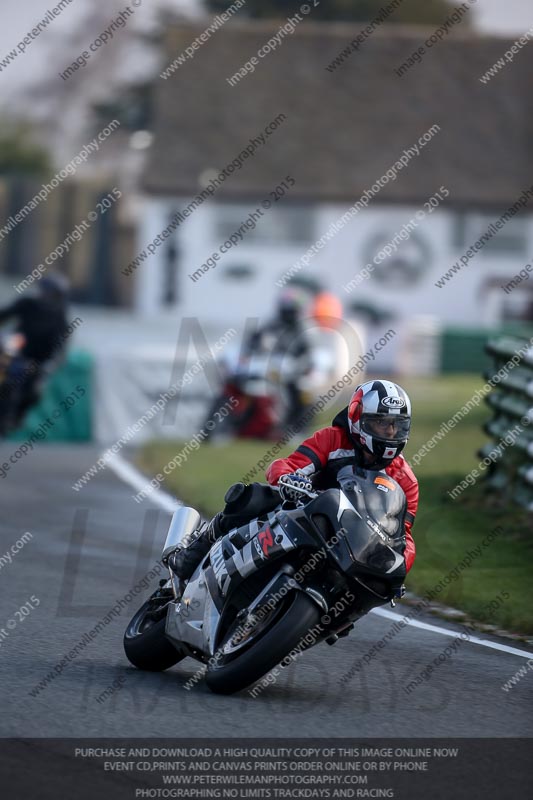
266 408 419 571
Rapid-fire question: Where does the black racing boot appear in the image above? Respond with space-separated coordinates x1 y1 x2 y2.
166 484 249 585
167 513 224 582
166 482 278 586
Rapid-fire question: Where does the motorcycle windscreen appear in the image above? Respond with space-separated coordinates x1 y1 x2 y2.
335 466 407 574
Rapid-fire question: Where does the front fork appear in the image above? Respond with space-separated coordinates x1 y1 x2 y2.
214 566 330 653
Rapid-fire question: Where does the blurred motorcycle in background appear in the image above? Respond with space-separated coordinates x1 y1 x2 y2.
0 333 33 436
202 345 313 441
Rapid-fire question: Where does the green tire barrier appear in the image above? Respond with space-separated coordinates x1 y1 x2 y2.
7 350 93 443
441 325 532 373
481 336 533 512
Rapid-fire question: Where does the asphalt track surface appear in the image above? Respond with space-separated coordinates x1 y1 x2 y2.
0 444 532 739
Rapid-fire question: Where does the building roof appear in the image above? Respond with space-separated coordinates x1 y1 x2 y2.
144 19 533 209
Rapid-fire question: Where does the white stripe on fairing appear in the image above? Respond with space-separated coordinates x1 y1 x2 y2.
329 448 354 460
371 607 533 660
106 453 181 513
299 462 316 476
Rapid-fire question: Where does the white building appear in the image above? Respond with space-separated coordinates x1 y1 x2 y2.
132 19 533 371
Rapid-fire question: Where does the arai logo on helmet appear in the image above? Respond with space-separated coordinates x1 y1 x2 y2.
382 396 405 409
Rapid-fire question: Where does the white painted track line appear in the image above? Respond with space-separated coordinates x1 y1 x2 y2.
372 606 533 659
106 452 181 514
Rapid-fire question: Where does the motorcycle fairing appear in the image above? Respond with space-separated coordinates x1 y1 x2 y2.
210 517 297 597
277 467 407 578
165 517 300 657
165 468 407 658
165 568 220 656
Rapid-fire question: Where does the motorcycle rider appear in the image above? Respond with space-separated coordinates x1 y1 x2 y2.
244 287 313 428
169 379 418 586
0 274 70 426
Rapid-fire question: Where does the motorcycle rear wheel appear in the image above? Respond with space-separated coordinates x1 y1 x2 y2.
124 593 185 671
205 591 321 695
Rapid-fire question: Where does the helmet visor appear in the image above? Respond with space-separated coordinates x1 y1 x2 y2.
361 414 411 442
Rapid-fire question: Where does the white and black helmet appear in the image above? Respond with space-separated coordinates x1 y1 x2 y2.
348 380 411 465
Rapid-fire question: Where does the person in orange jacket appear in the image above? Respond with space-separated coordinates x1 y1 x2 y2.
170 380 418 583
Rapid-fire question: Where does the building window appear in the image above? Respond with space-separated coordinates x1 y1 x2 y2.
452 213 528 257
222 264 255 280
215 204 314 245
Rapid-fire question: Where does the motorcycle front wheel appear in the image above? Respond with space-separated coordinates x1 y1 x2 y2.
124 590 185 671
205 591 321 695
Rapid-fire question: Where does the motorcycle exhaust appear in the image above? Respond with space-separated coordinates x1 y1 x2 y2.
162 507 202 600
162 507 201 561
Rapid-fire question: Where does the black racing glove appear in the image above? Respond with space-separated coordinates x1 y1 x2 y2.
278 472 314 504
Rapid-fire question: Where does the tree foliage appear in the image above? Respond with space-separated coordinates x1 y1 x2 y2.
0 124 50 176
205 0 470 25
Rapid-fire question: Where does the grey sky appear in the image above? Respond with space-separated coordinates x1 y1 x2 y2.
0 0 530 109
473 0 533 35
0 0 531 53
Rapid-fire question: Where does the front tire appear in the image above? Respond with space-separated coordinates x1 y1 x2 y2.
124 593 185 671
205 591 321 695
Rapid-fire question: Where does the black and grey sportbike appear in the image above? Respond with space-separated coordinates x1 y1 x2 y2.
123 465 407 695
